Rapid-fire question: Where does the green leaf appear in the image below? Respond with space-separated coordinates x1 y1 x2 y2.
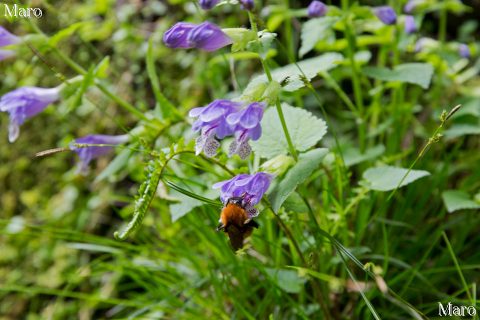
343 145 385 167
95 148 133 183
444 124 480 139
169 192 205 223
442 190 480 213
114 160 162 240
283 192 309 213
49 22 90 46
251 104 327 158
94 56 110 78
265 269 307 293
363 63 434 89
268 148 328 212
362 166 430 192
146 39 179 120
299 17 338 57
245 52 344 92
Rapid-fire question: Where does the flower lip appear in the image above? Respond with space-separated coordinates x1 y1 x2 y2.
0 26 20 47
187 21 233 52
307 1 327 18
374 6 397 25
163 22 196 49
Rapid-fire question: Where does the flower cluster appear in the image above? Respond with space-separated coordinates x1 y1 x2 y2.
213 172 272 218
163 21 232 52
70 134 129 174
189 100 264 159
0 26 20 61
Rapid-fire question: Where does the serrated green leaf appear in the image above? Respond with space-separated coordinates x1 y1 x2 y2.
252 104 327 158
299 17 338 57
245 52 343 92
268 148 328 212
114 160 162 240
363 63 434 89
363 166 430 192
442 190 480 213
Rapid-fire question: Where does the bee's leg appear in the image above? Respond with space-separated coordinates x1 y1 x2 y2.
216 223 225 231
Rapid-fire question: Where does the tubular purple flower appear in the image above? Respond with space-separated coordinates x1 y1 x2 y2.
187 21 233 52
189 99 240 157
0 26 20 47
226 102 264 159
199 0 219 10
307 1 327 18
0 49 15 61
374 6 397 25
0 86 60 143
163 22 196 49
213 172 273 218
70 134 129 174
459 44 470 58
404 15 416 34
240 0 255 11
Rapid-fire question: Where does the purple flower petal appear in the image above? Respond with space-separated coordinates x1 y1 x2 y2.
404 15 416 34
187 22 232 52
404 0 415 13
307 1 327 18
459 44 470 58
374 6 397 25
0 26 20 47
163 22 196 49
0 86 60 143
199 0 219 10
240 0 255 10
213 172 272 207
70 134 129 174
0 49 15 61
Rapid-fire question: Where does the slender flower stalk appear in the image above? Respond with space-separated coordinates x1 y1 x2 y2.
70 134 129 174
0 86 61 142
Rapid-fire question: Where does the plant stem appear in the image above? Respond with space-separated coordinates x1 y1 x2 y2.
248 12 298 161
439 4 447 44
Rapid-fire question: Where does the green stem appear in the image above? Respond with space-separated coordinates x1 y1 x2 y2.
343 13 366 151
248 12 298 161
439 4 447 44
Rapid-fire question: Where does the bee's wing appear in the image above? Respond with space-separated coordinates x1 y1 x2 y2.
227 225 245 251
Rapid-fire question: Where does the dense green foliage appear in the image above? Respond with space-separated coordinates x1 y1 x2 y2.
1 0 479 319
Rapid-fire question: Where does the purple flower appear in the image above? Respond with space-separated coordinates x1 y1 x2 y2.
187 21 233 52
404 15 416 34
70 134 129 174
240 0 255 10
307 1 327 18
213 172 273 218
189 99 240 157
374 6 397 25
199 0 219 10
226 102 264 159
0 86 60 143
0 49 15 61
403 0 415 13
459 44 470 58
0 26 20 47
163 22 196 49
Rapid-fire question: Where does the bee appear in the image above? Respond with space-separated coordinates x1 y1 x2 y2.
216 197 259 251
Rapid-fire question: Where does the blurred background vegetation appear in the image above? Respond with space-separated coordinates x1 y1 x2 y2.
1 0 480 319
